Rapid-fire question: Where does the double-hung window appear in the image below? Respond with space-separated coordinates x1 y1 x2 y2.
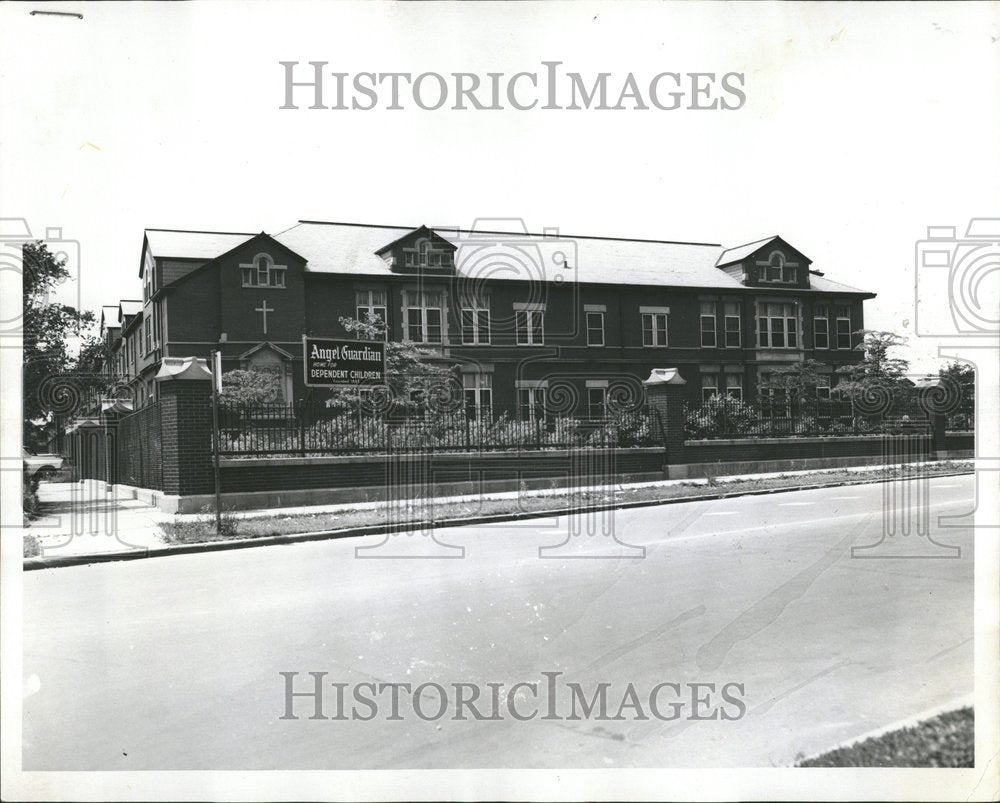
404 290 444 344
724 302 741 347
641 307 669 347
700 302 717 347
757 302 799 349
515 304 545 346
813 304 830 349
725 373 743 400
835 304 852 349
587 383 608 419
586 309 605 346
701 373 719 401
461 298 491 345
463 373 492 419
356 290 388 337
518 385 547 421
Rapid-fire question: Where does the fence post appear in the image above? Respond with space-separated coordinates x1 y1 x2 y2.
155 357 215 499
643 368 688 479
298 400 307 456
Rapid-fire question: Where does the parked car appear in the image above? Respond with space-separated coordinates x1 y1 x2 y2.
22 447 64 478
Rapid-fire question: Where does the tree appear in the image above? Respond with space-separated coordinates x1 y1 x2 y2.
220 369 282 404
333 312 457 412
761 359 830 402
835 329 912 416
939 360 975 428
22 241 95 449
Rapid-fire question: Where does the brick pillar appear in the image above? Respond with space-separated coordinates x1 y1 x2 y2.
915 376 951 460
643 368 688 477
155 357 214 496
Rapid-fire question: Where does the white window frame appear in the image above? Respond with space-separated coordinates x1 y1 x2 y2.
586 311 605 346
461 299 491 345
514 303 545 346
404 290 445 344
725 373 743 400
517 384 547 421
701 373 719 401
462 373 492 418
700 301 717 348
724 301 741 348
356 289 388 339
403 241 453 269
835 304 852 350
586 380 609 419
757 251 798 284
757 301 799 349
640 306 669 347
241 253 286 289
813 304 830 350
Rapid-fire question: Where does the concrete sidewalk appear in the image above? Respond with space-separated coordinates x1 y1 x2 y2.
25 459 971 561
173 458 968 522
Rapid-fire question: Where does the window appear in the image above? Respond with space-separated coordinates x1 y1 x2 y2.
641 310 668 347
701 374 719 401
813 304 829 349
757 302 798 349
153 302 160 345
515 307 544 345
587 386 607 419
241 254 286 288
725 373 743 400
463 373 492 419
758 251 797 283
759 372 789 418
816 375 832 401
461 298 491 345
586 311 605 346
724 302 741 348
404 241 453 268
144 319 151 355
356 290 388 338
700 302 717 347
835 304 852 349
404 290 444 344
518 386 547 420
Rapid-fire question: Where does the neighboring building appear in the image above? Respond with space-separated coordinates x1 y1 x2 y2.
96 221 875 412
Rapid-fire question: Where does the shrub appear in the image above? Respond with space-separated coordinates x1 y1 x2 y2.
684 395 759 439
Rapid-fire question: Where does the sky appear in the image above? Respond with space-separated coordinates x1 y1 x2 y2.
2 1 998 374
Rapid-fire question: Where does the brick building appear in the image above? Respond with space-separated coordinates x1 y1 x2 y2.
93 221 874 414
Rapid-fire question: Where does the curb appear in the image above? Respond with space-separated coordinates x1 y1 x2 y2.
23 469 974 571
795 692 975 765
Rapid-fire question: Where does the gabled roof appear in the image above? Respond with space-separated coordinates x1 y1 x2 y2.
144 228 256 261
119 300 143 319
131 221 872 295
100 305 120 329
158 232 309 292
715 235 812 268
275 221 736 289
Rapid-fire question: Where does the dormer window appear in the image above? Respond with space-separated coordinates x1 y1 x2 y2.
241 253 286 288
757 251 797 284
403 241 453 268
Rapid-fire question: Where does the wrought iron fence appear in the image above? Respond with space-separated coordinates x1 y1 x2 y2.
217 401 655 456
116 401 163 489
684 394 935 440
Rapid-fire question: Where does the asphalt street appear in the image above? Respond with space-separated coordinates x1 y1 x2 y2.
22 474 975 769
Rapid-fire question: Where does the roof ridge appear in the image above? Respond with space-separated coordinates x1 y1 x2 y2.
292 219 722 248
145 227 256 235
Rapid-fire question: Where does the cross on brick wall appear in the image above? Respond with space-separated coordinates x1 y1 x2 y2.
255 300 274 334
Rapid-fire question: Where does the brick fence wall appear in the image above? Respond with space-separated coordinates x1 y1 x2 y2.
220 448 667 493
68 365 973 505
